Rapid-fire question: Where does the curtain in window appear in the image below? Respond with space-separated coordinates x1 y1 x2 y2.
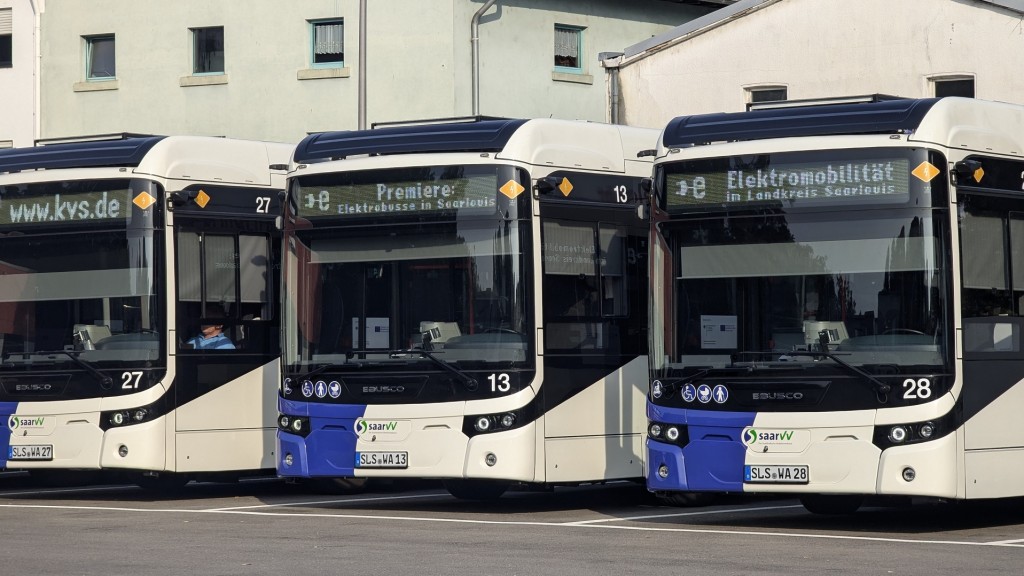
554 27 579 59
314 23 343 55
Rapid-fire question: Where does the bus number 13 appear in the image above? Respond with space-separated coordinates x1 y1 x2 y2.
488 373 511 393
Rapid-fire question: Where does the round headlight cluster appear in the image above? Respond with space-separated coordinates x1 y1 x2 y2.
277 414 308 435
473 412 518 433
648 422 684 445
887 421 937 445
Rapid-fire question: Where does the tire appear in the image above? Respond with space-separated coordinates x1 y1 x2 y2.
30 470 103 487
306 477 369 495
134 472 190 492
442 479 509 501
656 491 715 507
799 494 863 515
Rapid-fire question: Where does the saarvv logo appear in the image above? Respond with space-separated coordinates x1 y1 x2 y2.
354 419 399 435
7 415 45 430
742 427 795 445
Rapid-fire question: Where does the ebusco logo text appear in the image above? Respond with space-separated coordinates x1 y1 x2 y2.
743 428 794 445
355 419 399 435
8 415 46 430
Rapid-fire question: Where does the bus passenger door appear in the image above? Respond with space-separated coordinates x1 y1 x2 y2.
172 216 280 472
959 194 1024 497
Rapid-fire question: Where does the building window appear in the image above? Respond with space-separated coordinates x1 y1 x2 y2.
749 86 788 104
192 26 224 74
0 8 12 69
934 76 974 98
85 35 116 80
554 25 583 72
310 19 343 68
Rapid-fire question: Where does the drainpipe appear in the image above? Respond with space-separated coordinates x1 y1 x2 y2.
30 0 44 143
471 0 498 116
358 0 367 129
599 52 624 125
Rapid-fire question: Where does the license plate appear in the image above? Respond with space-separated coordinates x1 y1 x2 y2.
9 445 53 461
355 451 408 469
744 464 808 484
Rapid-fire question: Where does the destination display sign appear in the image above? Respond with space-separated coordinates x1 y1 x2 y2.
665 156 914 211
173 184 281 218
0 180 140 228
294 168 504 219
540 171 643 205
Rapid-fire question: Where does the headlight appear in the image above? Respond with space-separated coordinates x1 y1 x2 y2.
665 426 680 441
918 422 935 439
649 423 662 438
888 426 908 444
474 416 491 432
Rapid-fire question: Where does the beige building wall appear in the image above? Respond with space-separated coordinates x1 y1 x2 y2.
0 0 42 147
616 0 1024 129
38 0 710 143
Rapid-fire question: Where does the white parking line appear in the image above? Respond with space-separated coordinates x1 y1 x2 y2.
564 504 805 525
206 491 452 511
0 485 135 497
1 502 1022 548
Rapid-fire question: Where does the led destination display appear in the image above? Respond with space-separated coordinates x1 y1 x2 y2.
666 157 912 211
0 181 137 227
295 169 502 219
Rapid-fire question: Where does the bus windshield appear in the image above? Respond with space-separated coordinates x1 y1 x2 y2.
284 219 532 372
655 148 951 376
0 179 162 371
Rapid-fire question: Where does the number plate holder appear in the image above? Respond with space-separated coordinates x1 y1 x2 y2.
9 445 53 461
744 464 809 484
355 451 408 469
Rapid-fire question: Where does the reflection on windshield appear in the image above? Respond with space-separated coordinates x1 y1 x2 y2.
0 230 161 366
664 209 947 372
285 220 530 369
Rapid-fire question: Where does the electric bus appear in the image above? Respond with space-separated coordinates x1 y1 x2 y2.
645 96 1024 514
277 118 655 499
0 135 291 488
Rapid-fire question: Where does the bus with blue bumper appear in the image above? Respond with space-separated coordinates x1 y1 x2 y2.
277 118 656 499
647 97 1024 513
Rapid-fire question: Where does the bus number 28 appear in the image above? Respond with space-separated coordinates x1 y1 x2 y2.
488 373 511 393
902 378 932 400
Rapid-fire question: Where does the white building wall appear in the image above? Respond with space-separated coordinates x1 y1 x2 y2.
0 0 41 147
617 0 1024 129
39 0 708 143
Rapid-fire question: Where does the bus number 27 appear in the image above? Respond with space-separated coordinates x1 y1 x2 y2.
488 373 511 393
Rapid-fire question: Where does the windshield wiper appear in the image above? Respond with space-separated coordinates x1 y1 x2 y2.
781 331 892 402
30 350 114 389
406 349 479 392
295 349 480 392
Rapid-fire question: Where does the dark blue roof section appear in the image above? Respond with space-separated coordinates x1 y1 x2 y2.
0 136 166 174
295 118 530 163
663 98 941 148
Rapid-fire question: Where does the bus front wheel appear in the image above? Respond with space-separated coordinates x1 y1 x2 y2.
443 479 509 500
800 494 863 515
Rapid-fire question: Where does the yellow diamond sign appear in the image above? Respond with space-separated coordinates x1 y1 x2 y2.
132 192 156 210
973 166 985 183
912 161 940 183
195 189 211 208
500 180 525 199
558 177 573 197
